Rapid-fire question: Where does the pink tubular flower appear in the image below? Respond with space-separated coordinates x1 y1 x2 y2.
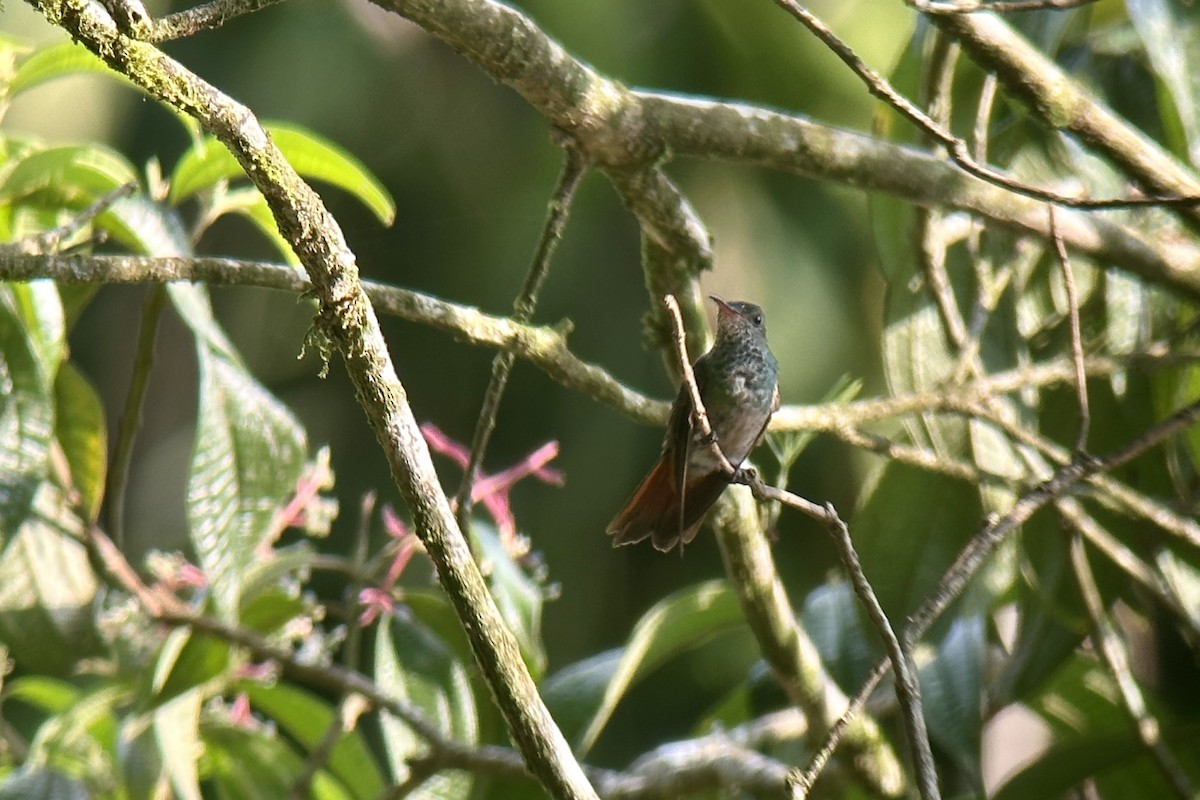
359 505 420 626
420 423 563 542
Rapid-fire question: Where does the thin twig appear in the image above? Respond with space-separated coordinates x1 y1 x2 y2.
662 297 902 796
287 694 370 800
793 397 1200 790
454 151 586 531
107 285 166 548
144 0 286 42
821 507 941 800
0 181 136 256
1068 532 1196 800
662 294 736 476
1049 206 1091 452
909 0 1097 12
771 0 1200 211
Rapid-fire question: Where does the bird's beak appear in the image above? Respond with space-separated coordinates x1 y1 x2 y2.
709 294 737 317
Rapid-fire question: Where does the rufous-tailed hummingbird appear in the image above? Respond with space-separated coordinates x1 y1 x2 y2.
608 296 779 551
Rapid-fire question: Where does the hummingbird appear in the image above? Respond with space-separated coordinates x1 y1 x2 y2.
607 296 780 552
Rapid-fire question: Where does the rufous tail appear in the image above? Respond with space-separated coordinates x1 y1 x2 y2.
607 460 727 552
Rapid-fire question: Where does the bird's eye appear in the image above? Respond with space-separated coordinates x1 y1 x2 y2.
753 314 763 327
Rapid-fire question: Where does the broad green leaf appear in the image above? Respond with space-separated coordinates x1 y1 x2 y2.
241 682 386 800
574 580 745 755
0 485 99 674
117 715 168 800
853 461 983 623
0 767 89 800
168 283 240 362
202 723 353 800
4 675 81 714
802 581 878 694
919 615 984 792
238 588 307 635
150 628 230 706
53 362 106 522
476 521 547 677
10 41 127 97
186 344 307 618
100 193 191 257
24 683 124 787
0 144 137 207
991 513 1088 706
0 286 56 534
374 612 476 797
154 690 203 800
540 648 623 746
238 542 319 610
1127 0 1200 164
209 187 300 266
169 123 395 225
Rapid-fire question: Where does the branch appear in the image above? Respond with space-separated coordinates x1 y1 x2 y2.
144 0 286 42
936 11 1200 228
0 251 665 427
662 296 905 798
370 0 1200 301
26 4 596 797
796 397 1200 786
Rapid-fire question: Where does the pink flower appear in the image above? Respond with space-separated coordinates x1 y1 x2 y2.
420 423 563 542
359 505 420 626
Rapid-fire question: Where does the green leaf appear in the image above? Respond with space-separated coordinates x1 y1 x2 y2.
23 683 124 787
202 722 354 800
99 193 191 257
0 144 137 208
10 41 128 97
0 486 99 674
574 579 745 755
154 690 203 800
0 286 56 534
0 767 89 800
540 649 623 746
853 461 984 623
169 123 395 225
186 342 307 618
1127 0 1200 164
150 628 231 706
117 715 168 800
375 612 477 797
241 682 386 800
208 187 300 266
476 521 547 677
919 615 984 791
802 581 878 693
53 363 107 522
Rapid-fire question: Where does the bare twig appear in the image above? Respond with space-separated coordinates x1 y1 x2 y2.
821 507 941 800
143 0 286 42
771 0 1200 211
454 151 586 530
935 11 1200 228
107 285 166 548
0 181 136 256
371 0 1200 300
1049 206 1091 452
287 694 370 800
664 295 905 798
1068 532 1196 800
794 398 1200 789
909 0 1097 12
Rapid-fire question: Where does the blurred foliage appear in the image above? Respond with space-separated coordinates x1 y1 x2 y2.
2 0 1200 798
